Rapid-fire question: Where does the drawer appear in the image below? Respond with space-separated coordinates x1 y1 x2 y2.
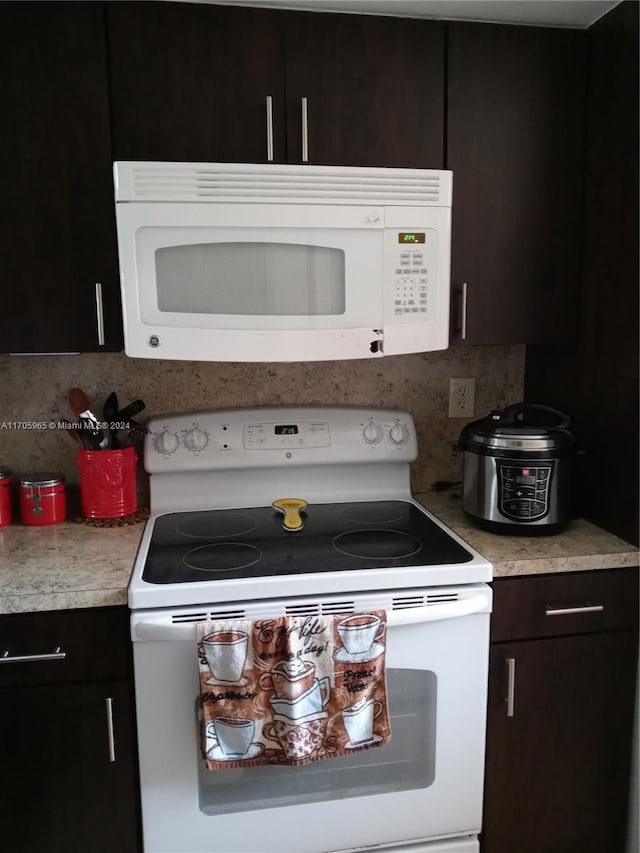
491 568 639 642
0 606 131 687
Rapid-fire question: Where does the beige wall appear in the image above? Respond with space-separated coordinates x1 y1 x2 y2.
0 343 524 496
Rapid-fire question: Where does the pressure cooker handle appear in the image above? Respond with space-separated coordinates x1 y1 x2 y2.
500 402 571 429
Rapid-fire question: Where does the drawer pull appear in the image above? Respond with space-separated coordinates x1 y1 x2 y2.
545 604 605 617
105 697 116 762
1 646 66 664
506 657 516 718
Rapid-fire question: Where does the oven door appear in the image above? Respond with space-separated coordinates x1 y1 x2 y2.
131 584 491 853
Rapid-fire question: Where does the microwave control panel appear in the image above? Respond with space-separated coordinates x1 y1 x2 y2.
385 227 439 323
497 461 553 521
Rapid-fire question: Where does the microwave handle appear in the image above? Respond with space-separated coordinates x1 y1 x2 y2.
265 96 274 162
132 591 490 642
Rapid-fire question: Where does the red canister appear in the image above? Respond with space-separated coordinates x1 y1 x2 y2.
19 473 66 526
0 467 12 527
76 447 138 519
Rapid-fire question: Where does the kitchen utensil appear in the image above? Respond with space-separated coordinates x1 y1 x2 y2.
69 387 92 419
458 402 576 535
103 391 119 449
116 399 145 422
69 388 107 449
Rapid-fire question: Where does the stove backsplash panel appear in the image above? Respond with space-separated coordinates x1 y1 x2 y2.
0 345 524 496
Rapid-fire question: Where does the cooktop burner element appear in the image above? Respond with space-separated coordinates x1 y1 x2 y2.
334 529 422 559
143 500 472 585
184 542 262 573
176 512 256 539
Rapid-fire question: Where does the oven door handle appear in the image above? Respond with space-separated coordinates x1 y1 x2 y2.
386 591 491 627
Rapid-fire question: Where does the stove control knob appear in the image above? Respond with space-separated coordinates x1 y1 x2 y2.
184 427 209 453
362 422 383 444
389 423 410 446
153 430 180 455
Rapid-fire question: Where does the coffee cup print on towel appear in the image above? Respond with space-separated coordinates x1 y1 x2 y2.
342 697 383 748
199 630 249 685
259 658 316 699
268 676 331 720
205 717 264 762
263 712 329 761
334 614 386 663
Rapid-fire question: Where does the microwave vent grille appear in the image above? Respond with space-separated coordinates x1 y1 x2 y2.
118 163 450 206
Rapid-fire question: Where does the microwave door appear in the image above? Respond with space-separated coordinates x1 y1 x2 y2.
118 206 386 362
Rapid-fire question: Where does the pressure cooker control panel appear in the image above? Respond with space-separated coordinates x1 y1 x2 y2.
497 461 553 521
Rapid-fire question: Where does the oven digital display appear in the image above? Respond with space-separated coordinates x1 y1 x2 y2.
275 425 299 435
398 232 426 244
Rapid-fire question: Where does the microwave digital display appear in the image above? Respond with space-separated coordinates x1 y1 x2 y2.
398 232 426 244
275 425 299 435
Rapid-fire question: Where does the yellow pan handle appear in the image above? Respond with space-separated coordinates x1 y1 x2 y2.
273 498 308 531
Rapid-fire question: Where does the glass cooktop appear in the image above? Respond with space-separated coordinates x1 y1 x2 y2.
143 500 473 584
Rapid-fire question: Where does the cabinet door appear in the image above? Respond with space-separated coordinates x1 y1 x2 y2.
0 2 122 353
0 679 139 853
284 12 444 167
483 631 638 853
107 1 286 163
448 24 587 344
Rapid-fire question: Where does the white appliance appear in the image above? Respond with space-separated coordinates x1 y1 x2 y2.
113 162 452 362
129 406 492 853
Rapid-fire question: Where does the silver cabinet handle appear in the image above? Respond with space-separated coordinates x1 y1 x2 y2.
460 281 468 340
105 697 116 762
95 282 105 346
265 95 274 162
545 604 605 616
506 657 516 718
301 97 309 162
1 646 66 664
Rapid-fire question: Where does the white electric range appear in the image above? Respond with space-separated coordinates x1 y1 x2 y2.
129 407 492 853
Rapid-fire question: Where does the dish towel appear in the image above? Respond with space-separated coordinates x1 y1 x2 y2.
197 611 391 769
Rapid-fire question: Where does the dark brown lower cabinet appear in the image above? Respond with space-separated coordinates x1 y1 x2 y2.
482 570 639 853
0 607 140 853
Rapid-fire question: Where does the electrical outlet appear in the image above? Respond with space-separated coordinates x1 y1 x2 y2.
448 377 476 418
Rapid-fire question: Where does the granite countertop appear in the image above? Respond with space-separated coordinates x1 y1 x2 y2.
0 498 637 615
0 521 144 614
414 491 639 577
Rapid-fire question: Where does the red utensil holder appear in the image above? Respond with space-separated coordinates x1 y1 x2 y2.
77 447 138 519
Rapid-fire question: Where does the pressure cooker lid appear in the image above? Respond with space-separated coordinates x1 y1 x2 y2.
459 403 575 451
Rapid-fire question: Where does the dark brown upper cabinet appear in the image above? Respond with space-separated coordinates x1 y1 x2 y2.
107 2 287 164
107 2 444 169
283 11 444 167
447 23 587 345
0 2 122 354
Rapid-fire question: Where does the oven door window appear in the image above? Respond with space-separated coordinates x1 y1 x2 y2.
197 668 436 816
156 242 346 317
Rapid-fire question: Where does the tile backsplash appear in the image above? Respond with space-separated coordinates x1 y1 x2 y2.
0 344 524 498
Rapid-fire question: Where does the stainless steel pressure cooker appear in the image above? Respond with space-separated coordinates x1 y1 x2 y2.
458 403 576 535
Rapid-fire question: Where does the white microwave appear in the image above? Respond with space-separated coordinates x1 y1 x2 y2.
113 162 452 362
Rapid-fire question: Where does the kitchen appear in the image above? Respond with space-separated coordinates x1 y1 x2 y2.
0 1 638 852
